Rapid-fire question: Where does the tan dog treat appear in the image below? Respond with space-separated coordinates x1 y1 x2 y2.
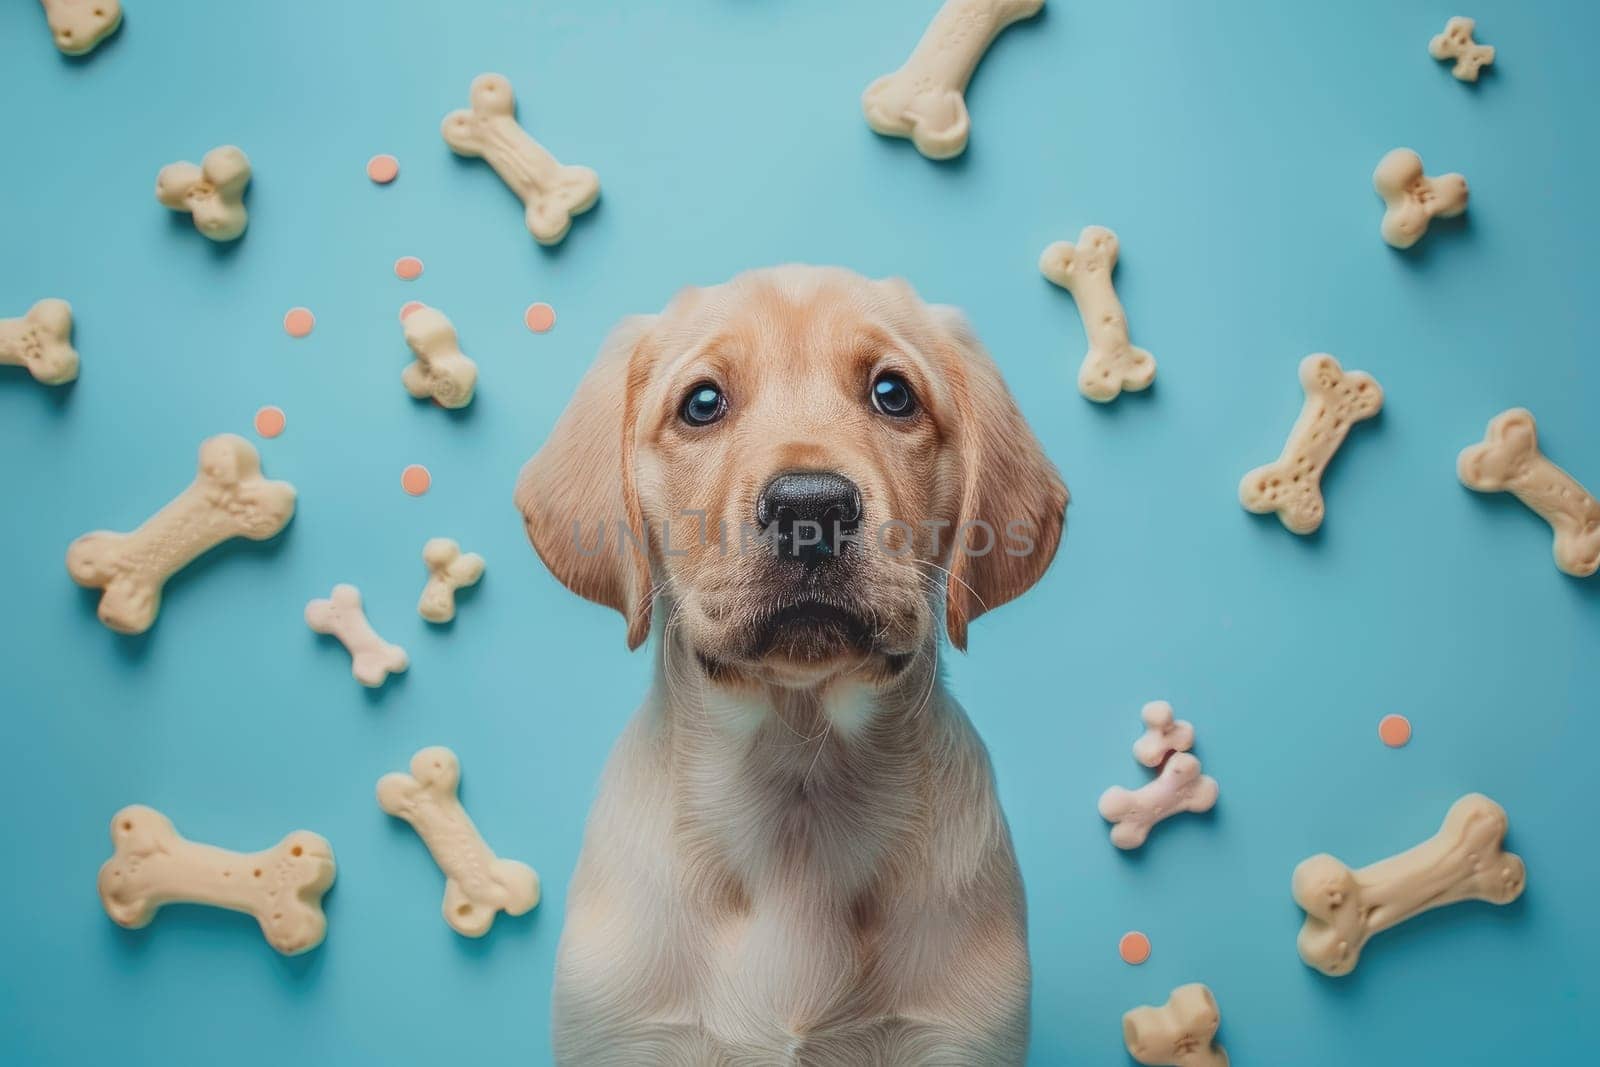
402 306 478 409
306 584 408 687
419 538 485 623
1123 983 1228 1067
1099 753 1218 850
98 804 335 956
442 73 600 246
1373 148 1468 250
1 298 79 385
378 747 540 936
1458 408 1600 577
1133 700 1194 769
1430 16 1494 82
1239 355 1382 535
1039 226 1155 402
67 434 296 634
40 0 121 55
157 146 252 242
1294 793 1525 977
862 0 1045 160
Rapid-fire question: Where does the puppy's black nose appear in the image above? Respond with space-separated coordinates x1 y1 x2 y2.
756 471 862 564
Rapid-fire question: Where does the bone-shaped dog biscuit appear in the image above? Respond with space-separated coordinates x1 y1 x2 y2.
1 298 79 385
1430 17 1494 82
306 584 408 687
419 538 485 623
378 747 540 936
1239 355 1382 535
1373 148 1468 250
1458 408 1600 577
442 74 600 246
1293 793 1525 977
1133 700 1195 769
1039 226 1155 402
40 0 121 55
67 434 296 634
157 146 252 242
402 306 478 409
1099 752 1218 850
1123 984 1229 1067
862 0 1045 160
98 804 335 956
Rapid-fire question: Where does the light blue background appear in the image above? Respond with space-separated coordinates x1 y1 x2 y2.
2 1 1595 1063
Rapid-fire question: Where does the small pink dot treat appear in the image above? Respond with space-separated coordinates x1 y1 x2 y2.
524 302 556 333
254 406 286 438
367 154 400 184
283 307 315 338
402 464 432 496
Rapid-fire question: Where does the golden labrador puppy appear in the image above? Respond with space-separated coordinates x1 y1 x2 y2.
519 265 1067 1065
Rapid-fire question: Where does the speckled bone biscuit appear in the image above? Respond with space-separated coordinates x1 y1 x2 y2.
1458 408 1600 577
1039 226 1155 402
378 747 541 936
402 306 478 409
419 538 484 623
1123 984 1229 1067
1099 753 1218 850
1239 355 1382 535
1133 700 1194 768
306 584 408 687
0 298 79 384
861 0 1045 160
157 146 252 242
1373 148 1468 249
1430 17 1494 82
98 804 335 956
40 0 121 55
67 434 296 634
442 73 600 245
1293 793 1524 977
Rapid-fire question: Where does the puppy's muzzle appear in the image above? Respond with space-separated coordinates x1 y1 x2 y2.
756 470 862 566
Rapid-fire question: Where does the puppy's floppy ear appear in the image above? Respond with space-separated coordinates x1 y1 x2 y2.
936 308 1068 650
515 316 657 649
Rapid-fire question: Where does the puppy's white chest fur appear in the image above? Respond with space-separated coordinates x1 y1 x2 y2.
551 664 1030 1065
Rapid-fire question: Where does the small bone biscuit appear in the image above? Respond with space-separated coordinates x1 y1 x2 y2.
1039 226 1155 402
862 0 1046 160
419 538 485 623
0 298 79 384
157 146 252 242
306 584 408 687
1099 752 1218 850
1133 700 1195 768
1373 148 1468 249
402 306 478 409
98 805 335 956
1123 983 1229 1067
1458 408 1600 577
1293 793 1525 977
40 0 121 56
442 73 600 246
1239 354 1382 535
378 747 541 936
1430 17 1494 82
67 434 296 634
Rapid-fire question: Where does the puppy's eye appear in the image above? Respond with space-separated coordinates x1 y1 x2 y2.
680 382 727 426
870 373 917 418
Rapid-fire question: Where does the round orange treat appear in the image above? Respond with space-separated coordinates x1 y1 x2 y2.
253 406 286 438
401 464 431 496
1379 714 1412 748
366 154 399 184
